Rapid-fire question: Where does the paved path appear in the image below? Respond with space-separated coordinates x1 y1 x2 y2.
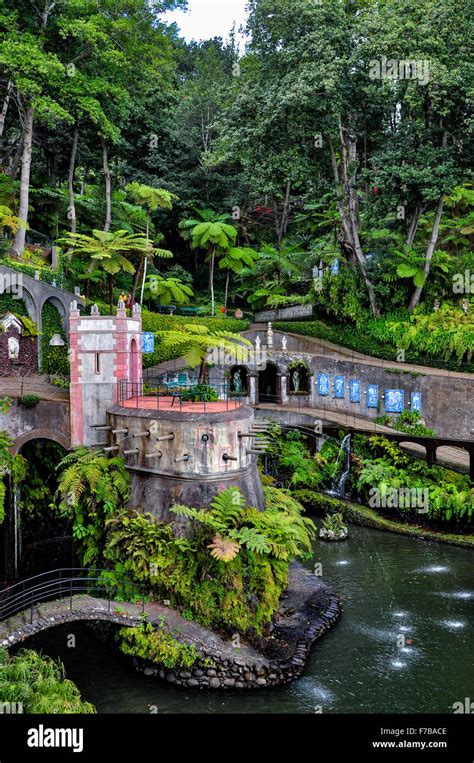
0 595 266 666
0 374 68 402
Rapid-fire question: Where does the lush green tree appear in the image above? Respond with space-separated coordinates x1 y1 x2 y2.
179 210 237 315
143 274 193 306
59 229 153 309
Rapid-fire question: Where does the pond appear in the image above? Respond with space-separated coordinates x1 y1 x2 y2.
24 524 473 714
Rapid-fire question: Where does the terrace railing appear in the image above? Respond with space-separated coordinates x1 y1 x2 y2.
117 379 244 412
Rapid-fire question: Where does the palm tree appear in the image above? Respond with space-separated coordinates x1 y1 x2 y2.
179 209 237 316
143 274 194 307
59 229 153 311
153 324 252 383
125 183 177 303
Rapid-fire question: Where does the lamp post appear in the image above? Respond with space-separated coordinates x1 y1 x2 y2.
48 333 65 379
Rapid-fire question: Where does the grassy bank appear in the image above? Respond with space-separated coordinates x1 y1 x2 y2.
292 490 474 549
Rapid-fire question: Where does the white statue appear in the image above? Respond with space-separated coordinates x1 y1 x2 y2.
282 335 288 350
8 336 19 360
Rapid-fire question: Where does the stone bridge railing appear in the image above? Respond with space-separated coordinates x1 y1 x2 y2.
0 567 147 647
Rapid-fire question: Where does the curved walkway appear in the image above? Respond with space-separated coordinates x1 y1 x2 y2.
0 594 265 666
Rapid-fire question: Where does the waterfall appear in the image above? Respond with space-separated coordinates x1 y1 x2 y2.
327 434 352 499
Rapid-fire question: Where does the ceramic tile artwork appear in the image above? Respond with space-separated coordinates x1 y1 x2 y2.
331 258 340 275
318 373 330 396
411 391 422 412
385 389 405 413
334 375 345 398
349 380 361 403
366 384 379 408
142 332 155 354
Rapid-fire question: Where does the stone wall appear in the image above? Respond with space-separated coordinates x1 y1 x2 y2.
237 329 474 439
0 326 37 377
3 398 70 454
106 404 265 517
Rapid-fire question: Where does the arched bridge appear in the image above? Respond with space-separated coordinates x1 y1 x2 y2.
0 263 84 334
0 568 151 647
322 423 474 482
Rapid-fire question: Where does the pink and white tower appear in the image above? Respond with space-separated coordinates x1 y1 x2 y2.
69 300 142 446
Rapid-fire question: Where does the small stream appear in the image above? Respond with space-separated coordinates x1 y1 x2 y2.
25 524 473 714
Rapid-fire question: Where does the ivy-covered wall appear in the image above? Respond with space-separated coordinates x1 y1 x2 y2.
40 302 69 376
0 294 28 317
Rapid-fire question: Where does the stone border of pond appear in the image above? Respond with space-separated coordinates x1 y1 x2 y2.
85 564 341 690
293 490 474 549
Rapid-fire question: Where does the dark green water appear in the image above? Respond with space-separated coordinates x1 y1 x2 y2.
25 525 473 714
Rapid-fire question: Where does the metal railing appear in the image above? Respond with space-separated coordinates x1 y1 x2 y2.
117 379 244 412
0 568 146 624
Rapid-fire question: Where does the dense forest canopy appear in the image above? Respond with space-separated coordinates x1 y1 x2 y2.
0 0 472 357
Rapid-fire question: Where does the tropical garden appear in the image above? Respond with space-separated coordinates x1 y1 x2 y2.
0 0 472 371
0 0 473 717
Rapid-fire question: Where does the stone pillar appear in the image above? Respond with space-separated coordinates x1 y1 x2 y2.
69 300 84 447
310 374 317 407
249 374 257 405
281 374 288 404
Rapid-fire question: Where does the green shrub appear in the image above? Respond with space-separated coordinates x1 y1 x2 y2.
117 620 197 668
18 394 40 408
181 384 218 402
0 647 95 713
141 310 250 368
104 486 315 635
274 315 474 372
0 294 28 317
353 435 474 525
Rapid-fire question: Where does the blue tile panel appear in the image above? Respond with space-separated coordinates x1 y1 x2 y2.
334 375 345 398
366 384 379 408
349 380 361 403
385 388 405 413
318 373 330 396
411 391 422 412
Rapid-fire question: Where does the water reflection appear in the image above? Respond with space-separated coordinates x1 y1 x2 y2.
24 525 474 714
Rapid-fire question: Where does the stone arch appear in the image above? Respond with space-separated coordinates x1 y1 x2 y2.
40 294 67 331
11 429 70 456
258 361 280 403
0 281 38 323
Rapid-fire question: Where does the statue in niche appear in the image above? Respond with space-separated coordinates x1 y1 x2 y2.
233 370 242 394
8 336 19 360
292 369 300 392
